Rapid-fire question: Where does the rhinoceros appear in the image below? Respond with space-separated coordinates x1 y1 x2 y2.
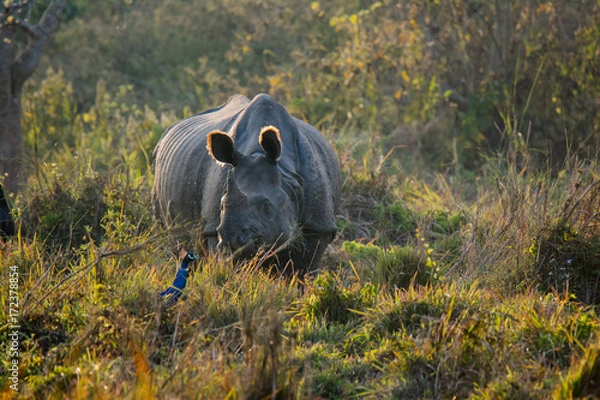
152 94 341 274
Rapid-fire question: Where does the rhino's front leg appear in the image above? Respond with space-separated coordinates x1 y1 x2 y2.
282 233 333 277
203 233 220 253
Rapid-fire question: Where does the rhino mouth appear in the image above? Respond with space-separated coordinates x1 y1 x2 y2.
217 230 298 261
216 232 262 257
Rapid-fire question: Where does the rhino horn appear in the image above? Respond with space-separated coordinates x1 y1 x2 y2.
225 172 246 201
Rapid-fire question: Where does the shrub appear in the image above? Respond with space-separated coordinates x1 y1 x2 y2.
300 270 377 324
22 173 106 248
342 240 436 289
532 167 600 304
554 336 600 400
533 224 600 305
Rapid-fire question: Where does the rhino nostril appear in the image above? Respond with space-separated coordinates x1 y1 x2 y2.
216 232 244 251
232 234 249 250
216 229 263 253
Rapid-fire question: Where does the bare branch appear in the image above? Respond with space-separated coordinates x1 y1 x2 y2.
10 0 66 93
14 18 35 36
35 0 66 36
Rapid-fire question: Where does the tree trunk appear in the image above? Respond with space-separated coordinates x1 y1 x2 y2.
0 100 23 196
0 0 66 195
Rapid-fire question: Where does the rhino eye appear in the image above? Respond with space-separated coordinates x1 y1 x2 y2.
258 198 273 216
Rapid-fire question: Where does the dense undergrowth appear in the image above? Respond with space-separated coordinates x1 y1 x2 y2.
2 126 600 398
1 0 600 398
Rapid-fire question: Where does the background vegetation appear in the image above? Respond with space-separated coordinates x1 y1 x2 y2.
1 0 600 398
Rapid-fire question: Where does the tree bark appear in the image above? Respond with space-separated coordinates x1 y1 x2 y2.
0 0 66 195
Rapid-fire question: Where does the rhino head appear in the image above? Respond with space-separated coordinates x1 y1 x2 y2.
207 126 301 257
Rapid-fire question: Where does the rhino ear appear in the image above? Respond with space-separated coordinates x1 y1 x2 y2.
259 126 282 163
207 131 238 166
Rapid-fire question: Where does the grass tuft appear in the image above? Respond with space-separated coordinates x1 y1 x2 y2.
3 132 600 398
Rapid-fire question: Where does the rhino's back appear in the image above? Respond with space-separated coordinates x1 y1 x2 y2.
152 95 250 227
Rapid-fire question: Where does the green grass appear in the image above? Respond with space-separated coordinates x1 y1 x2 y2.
2 147 600 399
4 63 600 398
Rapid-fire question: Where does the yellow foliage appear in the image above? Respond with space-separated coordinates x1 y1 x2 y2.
269 76 282 87
83 112 95 123
400 70 410 83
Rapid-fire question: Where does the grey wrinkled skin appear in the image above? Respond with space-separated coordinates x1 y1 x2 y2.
152 94 341 275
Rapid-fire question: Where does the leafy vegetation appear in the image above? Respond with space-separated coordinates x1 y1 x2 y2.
1 0 600 398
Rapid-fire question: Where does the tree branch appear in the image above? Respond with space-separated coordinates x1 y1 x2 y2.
10 0 66 94
34 0 66 36
14 18 35 36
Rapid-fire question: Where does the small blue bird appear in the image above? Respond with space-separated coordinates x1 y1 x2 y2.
160 252 199 303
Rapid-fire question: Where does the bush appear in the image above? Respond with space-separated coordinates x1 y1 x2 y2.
534 224 600 305
342 240 430 289
22 173 106 248
300 270 377 325
531 167 600 304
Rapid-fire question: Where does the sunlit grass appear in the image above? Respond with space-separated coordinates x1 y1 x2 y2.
2 145 599 398
2 66 600 398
